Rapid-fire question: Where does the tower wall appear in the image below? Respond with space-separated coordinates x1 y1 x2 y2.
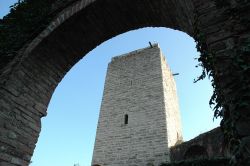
92 44 182 166
160 53 183 147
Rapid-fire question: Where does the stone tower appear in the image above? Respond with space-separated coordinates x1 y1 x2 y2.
92 44 182 166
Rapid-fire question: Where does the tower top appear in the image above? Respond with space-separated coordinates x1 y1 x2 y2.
111 43 160 62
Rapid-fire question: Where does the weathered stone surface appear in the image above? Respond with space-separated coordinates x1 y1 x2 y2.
0 162 16 166
0 0 249 165
170 127 227 161
92 45 182 166
7 131 17 140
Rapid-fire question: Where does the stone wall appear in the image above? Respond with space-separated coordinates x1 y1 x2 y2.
170 127 227 162
160 52 183 148
161 158 229 166
0 0 195 164
0 0 249 165
92 44 182 166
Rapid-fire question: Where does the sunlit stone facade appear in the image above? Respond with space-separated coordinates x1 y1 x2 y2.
92 44 182 166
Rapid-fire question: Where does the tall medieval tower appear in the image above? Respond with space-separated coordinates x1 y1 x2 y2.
92 44 182 166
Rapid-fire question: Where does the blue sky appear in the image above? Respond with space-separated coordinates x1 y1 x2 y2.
1 1 220 166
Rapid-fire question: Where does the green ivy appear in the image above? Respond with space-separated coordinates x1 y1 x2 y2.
0 0 56 70
195 1 250 165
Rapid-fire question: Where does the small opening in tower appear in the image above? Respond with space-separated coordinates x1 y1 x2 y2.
124 114 128 125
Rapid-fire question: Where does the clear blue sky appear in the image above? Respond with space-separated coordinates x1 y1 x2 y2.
1 1 220 166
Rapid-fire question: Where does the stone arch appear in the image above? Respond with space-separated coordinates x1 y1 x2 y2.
0 0 249 165
184 145 208 160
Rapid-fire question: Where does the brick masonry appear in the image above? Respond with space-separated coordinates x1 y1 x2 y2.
92 44 182 166
0 0 249 165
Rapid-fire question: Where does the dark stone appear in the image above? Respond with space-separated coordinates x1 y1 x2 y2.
7 131 17 139
235 120 250 137
170 127 226 161
240 136 250 159
184 145 208 160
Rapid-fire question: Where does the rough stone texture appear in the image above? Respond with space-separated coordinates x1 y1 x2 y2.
162 158 230 166
92 44 182 166
0 0 249 165
170 127 228 161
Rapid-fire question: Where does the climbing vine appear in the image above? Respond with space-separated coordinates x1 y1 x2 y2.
0 0 75 72
0 0 56 70
194 0 250 165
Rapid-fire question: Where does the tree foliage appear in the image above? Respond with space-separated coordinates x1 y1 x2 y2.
0 0 56 70
195 1 250 165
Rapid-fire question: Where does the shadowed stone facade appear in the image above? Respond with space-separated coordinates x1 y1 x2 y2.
170 127 228 161
92 44 182 166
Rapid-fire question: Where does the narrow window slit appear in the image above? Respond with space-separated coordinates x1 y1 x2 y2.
124 114 128 125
